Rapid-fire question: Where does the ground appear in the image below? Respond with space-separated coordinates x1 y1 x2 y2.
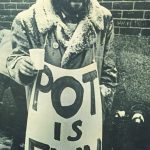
0 131 12 150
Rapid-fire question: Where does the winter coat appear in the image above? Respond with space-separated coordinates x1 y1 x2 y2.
7 0 117 90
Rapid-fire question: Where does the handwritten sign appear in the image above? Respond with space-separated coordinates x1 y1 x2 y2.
25 62 102 150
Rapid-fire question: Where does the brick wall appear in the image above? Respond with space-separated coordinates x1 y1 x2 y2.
0 0 150 36
0 0 35 29
101 0 150 36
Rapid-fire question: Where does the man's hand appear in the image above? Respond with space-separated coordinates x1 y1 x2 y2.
100 84 112 97
18 56 37 76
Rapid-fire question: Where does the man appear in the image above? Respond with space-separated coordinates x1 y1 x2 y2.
7 0 117 149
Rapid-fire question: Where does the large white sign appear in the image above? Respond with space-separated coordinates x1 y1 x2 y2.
25 62 102 150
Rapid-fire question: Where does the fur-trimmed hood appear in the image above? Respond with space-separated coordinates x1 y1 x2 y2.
15 0 112 67
8 0 117 88
31 0 111 34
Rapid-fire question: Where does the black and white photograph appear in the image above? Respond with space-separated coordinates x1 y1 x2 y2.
0 0 150 150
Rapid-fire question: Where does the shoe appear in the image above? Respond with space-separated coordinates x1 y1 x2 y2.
132 113 144 124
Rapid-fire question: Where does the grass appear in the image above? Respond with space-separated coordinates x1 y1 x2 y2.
113 35 150 116
111 35 150 150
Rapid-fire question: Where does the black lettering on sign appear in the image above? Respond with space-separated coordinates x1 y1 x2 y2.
97 138 101 150
51 148 56 150
32 65 53 111
51 77 84 118
37 65 53 93
54 122 61 141
76 148 82 150
67 120 82 141
29 138 50 150
84 145 90 150
83 70 97 115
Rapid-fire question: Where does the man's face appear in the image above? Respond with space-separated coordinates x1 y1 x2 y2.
61 0 89 16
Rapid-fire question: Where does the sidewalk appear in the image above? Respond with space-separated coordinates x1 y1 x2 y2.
0 131 11 150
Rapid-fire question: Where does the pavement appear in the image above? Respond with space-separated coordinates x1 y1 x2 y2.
0 132 11 150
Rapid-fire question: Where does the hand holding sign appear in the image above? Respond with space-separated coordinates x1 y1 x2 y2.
100 84 112 97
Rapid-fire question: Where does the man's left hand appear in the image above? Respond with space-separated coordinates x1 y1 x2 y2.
100 84 112 97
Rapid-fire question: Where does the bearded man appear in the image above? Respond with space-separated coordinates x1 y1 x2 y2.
7 0 117 149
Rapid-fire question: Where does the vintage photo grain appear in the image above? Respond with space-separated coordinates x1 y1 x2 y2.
0 0 150 150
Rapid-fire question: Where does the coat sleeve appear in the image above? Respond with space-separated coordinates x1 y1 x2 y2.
100 16 117 89
100 15 118 118
7 14 35 85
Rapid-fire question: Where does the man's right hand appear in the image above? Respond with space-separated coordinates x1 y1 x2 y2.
18 56 37 76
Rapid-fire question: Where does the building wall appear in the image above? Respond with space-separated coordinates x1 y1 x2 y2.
101 0 150 36
0 0 150 36
0 0 35 29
